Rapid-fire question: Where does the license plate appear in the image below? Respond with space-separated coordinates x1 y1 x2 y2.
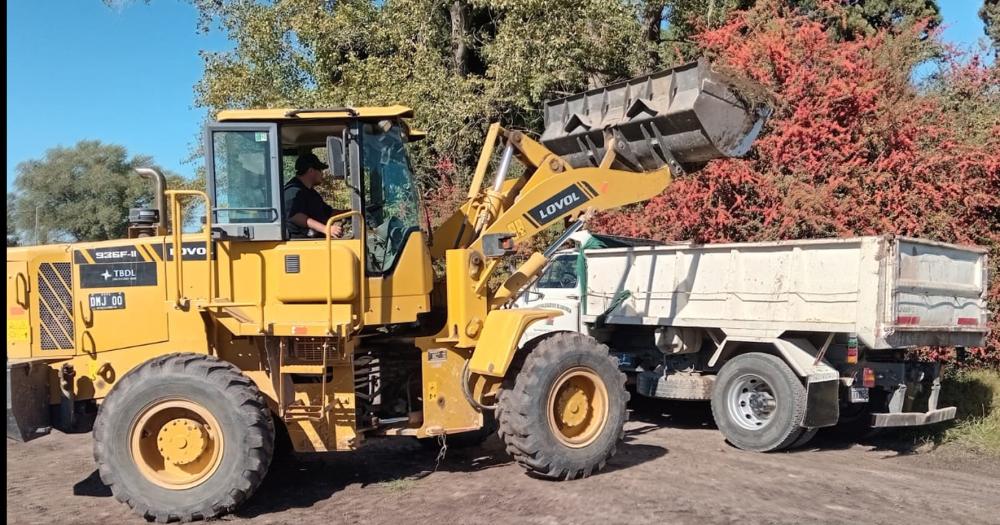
849 386 870 403
89 292 126 311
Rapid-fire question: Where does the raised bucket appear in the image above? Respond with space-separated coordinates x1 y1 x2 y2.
541 59 770 174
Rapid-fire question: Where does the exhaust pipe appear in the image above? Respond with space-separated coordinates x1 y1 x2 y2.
135 168 168 232
541 59 771 174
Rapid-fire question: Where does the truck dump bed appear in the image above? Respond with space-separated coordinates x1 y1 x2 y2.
583 236 989 349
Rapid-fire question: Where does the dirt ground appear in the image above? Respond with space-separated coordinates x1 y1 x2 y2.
7 402 1000 525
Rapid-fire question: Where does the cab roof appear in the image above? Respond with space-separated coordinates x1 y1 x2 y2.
216 105 425 141
216 105 415 122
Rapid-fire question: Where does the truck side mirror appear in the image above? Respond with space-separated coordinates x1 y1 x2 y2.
326 135 346 180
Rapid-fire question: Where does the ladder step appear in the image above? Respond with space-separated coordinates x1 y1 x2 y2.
283 405 330 422
279 364 328 375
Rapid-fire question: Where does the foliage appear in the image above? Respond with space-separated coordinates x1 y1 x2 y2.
11 141 185 243
7 194 20 246
126 0 997 365
189 0 649 205
982 0 1000 51
591 1 1000 365
656 0 940 56
925 369 1000 455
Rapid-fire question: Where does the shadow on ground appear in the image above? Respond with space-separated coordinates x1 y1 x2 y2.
625 392 962 457
233 431 665 519
72 470 112 498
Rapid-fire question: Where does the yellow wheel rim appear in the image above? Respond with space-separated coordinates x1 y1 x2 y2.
547 367 609 448
129 399 224 489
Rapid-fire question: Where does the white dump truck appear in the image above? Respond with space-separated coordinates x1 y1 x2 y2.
516 234 990 451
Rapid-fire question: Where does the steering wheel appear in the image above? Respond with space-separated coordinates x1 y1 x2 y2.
559 273 577 288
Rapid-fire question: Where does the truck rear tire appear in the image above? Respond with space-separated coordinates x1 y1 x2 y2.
94 353 274 522
711 352 807 452
497 332 628 480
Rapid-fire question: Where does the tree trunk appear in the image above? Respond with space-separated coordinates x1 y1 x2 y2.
643 1 666 71
450 0 469 76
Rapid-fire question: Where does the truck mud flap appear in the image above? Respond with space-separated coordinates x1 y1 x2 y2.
6 360 52 442
803 379 839 428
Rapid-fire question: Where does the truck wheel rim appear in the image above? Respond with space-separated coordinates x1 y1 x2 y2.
728 374 777 431
547 367 609 448
129 399 224 489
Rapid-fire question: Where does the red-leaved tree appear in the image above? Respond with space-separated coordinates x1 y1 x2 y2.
592 1 1000 366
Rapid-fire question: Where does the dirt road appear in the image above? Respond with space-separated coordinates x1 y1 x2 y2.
7 404 1000 525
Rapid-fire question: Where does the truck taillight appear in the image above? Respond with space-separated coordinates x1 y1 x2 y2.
847 335 859 364
862 368 876 388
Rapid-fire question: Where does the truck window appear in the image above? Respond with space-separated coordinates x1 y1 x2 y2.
537 256 578 289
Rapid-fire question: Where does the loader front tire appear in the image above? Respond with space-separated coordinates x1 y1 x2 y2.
711 352 807 452
497 333 628 480
94 353 274 522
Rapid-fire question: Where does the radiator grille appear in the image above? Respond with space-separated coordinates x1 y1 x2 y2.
290 337 343 361
38 262 74 350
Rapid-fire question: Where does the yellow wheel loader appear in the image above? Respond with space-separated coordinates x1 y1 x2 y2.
6 60 768 521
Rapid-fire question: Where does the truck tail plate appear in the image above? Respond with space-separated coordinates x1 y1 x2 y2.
871 407 957 428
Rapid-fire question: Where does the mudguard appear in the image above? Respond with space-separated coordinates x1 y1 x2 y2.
468 308 562 377
7 360 53 442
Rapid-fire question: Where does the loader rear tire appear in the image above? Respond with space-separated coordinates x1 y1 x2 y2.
497 332 628 480
711 352 807 452
94 353 274 522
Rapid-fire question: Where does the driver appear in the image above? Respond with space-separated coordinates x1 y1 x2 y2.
284 152 347 239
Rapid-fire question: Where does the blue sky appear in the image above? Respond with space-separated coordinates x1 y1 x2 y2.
5 1 995 188
6 0 230 186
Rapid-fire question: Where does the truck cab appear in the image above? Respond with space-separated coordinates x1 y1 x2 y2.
515 252 582 343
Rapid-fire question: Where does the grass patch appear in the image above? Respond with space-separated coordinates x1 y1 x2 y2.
918 368 1000 455
381 478 416 493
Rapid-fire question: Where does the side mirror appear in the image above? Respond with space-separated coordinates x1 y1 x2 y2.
326 135 347 180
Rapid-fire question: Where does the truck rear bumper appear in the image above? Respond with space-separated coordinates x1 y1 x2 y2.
871 406 957 428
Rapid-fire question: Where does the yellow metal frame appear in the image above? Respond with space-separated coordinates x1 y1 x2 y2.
415 122 673 434
325 210 365 335
430 125 672 380
5 111 677 450
165 190 213 308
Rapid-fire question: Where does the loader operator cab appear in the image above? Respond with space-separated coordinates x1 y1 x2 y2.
205 107 424 274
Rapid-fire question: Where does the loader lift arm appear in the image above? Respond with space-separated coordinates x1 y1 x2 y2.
427 59 770 385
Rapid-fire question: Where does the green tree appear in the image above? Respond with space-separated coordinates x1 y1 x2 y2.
12 141 183 243
7 193 20 247
656 0 940 58
188 0 647 194
982 0 1000 51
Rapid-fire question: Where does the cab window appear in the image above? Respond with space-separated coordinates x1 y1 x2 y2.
360 120 422 274
537 255 578 289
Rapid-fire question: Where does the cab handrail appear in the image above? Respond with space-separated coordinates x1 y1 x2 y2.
326 210 366 336
165 190 213 309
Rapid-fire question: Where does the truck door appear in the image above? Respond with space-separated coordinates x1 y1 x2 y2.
516 254 581 345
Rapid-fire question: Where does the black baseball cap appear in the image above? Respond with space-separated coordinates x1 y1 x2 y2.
295 152 329 175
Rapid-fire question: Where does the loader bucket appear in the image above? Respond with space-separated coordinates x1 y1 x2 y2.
541 59 770 174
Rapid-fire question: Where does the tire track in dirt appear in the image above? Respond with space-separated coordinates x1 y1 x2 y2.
7 413 999 525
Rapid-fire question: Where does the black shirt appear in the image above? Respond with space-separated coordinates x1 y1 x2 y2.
283 177 334 238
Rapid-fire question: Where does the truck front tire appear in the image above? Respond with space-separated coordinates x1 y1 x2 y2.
711 352 808 452
94 353 274 522
497 332 628 480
